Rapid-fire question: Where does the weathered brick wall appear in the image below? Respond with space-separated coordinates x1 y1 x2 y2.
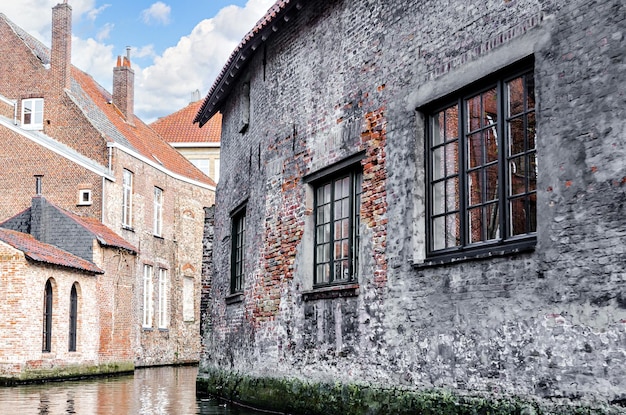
0 243 99 375
201 0 626 408
108 151 213 366
0 127 103 222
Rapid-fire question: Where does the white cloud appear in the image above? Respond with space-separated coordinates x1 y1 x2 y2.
87 4 111 22
140 2 171 26
2 0 275 122
135 0 275 122
96 22 114 41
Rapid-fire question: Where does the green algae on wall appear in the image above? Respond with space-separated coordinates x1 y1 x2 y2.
0 361 134 386
196 367 624 415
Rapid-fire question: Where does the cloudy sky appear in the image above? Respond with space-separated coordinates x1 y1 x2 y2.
1 0 274 122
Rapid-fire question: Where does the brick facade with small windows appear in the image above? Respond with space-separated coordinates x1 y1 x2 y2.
198 0 625 412
0 2 214 378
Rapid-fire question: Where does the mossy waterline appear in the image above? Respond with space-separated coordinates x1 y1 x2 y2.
196 367 623 415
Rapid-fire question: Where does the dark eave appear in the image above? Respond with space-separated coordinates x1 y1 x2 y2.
194 0 304 127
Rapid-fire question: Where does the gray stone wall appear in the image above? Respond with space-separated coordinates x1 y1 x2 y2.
201 0 626 408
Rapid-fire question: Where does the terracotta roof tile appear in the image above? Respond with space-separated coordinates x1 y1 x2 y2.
70 68 216 188
0 227 103 274
151 101 221 144
0 13 216 189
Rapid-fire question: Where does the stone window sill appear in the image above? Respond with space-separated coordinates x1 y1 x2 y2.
302 283 359 302
226 292 244 305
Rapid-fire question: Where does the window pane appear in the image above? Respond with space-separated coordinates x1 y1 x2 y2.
528 153 537 191
485 202 500 240
508 77 524 117
467 95 481 132
468 207 483 244
432 147 444 180
467 133 483 168
444 142 459 175
444 106 458 140
468 170 482 206
445 177 459 211
483 88 498 126
432 111 445 146
526 74 535 110
508 117 525 156
432 216 446 251
432 181 445 215
509 197 527 236
508 155 526 196
446 213 461 248
485 128 498 163
485 164 499 202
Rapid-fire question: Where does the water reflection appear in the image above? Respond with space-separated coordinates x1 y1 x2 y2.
0 366 265 415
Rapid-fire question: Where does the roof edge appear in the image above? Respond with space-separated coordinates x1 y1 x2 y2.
194 1 304 127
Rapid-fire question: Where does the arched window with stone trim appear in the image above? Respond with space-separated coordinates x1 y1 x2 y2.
42 279 53 352
69 283 78 352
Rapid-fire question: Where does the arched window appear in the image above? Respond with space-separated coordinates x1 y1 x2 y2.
69 284 78 352
42 280 53 352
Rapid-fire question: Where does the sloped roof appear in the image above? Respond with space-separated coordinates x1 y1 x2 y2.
0 227 103 274
151 100 221 144
194 0 300 126
0 13 216 189
60 207 138 254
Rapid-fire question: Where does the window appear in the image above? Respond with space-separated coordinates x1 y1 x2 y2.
230 206 246 294
153 187 163 237
78 189 92 206
190 159 210 176
182 277 194 321
426 65 536 259
312 168 362 286
42 279 53 352
122 169 133 228
22 98 44 130
68 284 78 352
142 265 153 328
157 268 168 329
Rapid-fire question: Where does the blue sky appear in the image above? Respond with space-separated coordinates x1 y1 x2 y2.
1 0 274 122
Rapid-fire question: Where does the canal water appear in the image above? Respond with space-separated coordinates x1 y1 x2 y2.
0 365 267 415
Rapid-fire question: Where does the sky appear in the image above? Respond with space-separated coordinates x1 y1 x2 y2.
0 0 275 123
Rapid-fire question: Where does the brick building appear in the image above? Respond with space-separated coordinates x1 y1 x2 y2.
0 195 136 382
196 0 625 413
151 99 222 184
0 2 215 372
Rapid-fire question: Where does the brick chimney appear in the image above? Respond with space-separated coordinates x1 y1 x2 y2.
50 1 72 92
112 47 134 121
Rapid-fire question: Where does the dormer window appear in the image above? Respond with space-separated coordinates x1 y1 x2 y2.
22 98 44 130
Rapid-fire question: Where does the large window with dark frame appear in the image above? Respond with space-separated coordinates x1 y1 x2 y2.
427 63 536 258
230 206 246 294
312 167 362 286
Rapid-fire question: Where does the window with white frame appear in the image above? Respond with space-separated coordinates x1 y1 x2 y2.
122 169 133 228
153 187 163 237
157 268 168 329
78 189 92 206
182 276 194 322
22 98 44 130
142 265 153 328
